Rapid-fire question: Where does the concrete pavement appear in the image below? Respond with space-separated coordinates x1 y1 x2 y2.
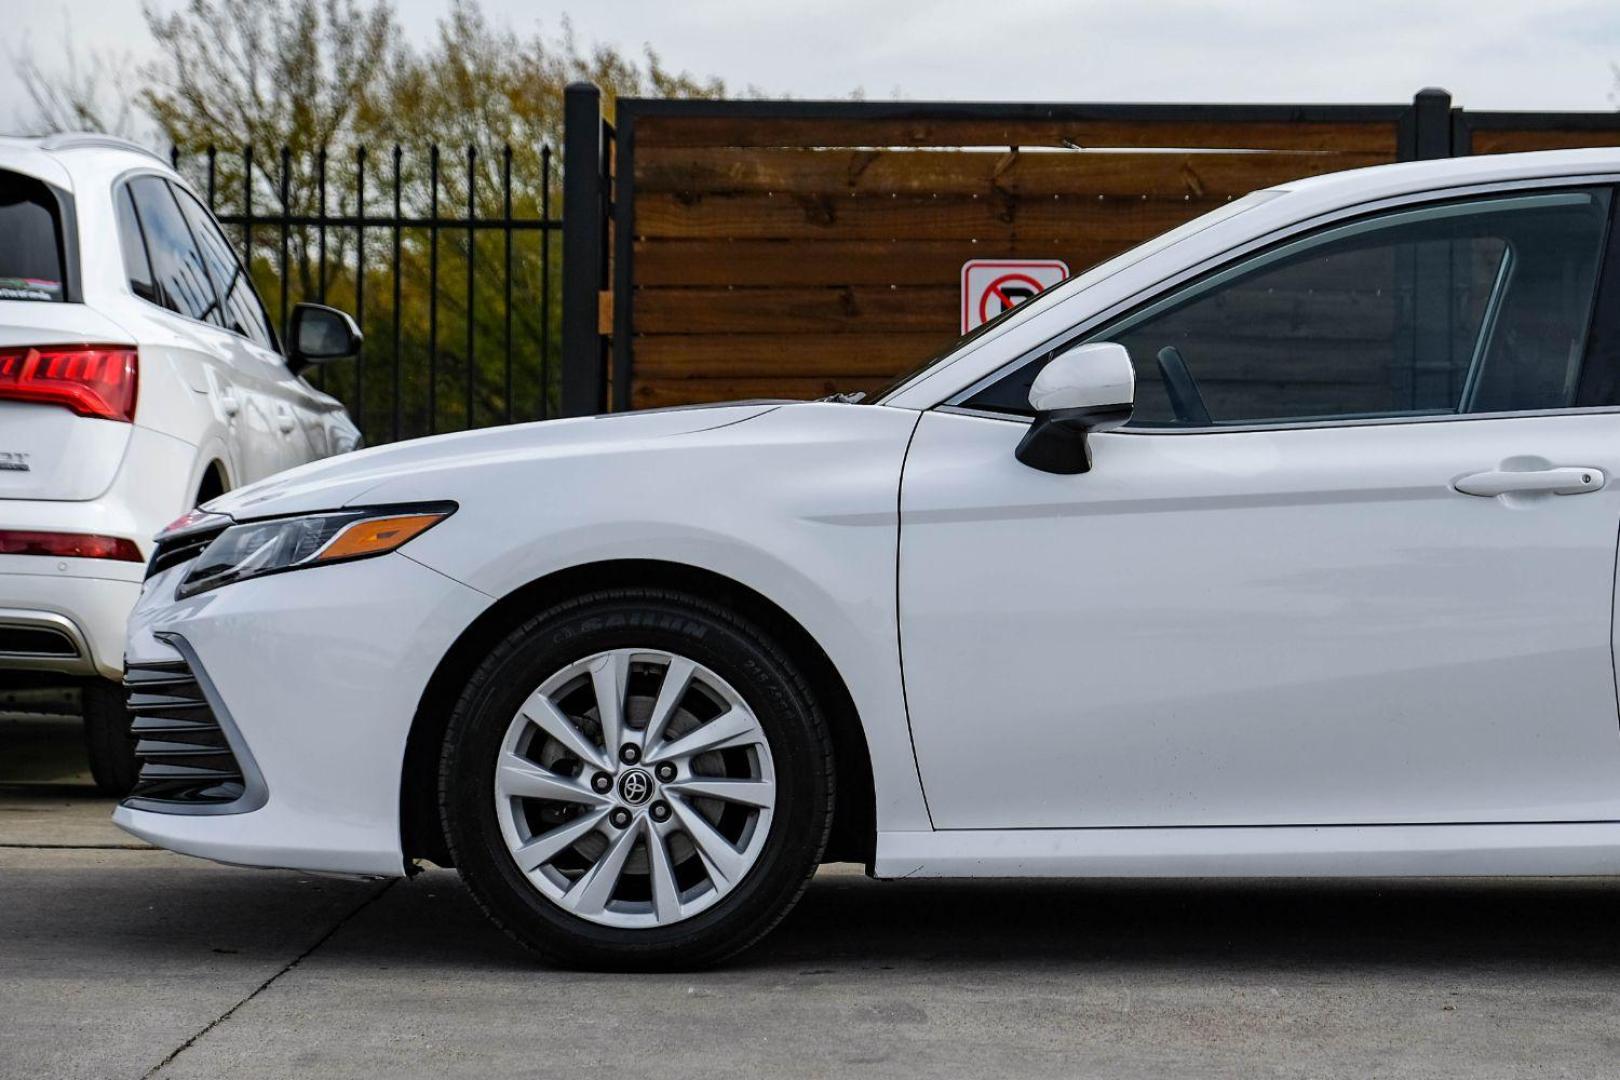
6 717 1620 1079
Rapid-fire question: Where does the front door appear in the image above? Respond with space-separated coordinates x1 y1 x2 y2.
899 184 1620 830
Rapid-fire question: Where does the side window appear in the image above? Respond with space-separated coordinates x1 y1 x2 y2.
970 188 1615 425
127 175 219 324
170 184 277 352
114 185 158 304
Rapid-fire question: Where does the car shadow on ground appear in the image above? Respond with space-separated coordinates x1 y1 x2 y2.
324 867 1620 975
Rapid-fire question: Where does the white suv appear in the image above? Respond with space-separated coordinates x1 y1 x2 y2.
0 133 361 791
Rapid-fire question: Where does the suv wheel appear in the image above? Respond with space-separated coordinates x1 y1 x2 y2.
441 588 834 969
83 678 137 796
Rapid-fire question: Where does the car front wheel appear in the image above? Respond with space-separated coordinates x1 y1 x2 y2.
440 587 834 969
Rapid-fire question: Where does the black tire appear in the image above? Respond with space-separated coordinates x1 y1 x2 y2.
82 678 138 796
440 587 834 970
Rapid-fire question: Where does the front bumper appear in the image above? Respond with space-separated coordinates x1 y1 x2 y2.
111 550 490 876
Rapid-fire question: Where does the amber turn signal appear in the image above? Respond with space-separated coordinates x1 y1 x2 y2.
317 513 447 562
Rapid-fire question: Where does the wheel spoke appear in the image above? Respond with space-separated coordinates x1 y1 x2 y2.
642 656 696 751
667 776 775 810
496 753 609 806
669 793 748 885
646 707 761 764
521 692 609 771
643 816 682 923
512 808 610 872
589 651 631 754
562 819 640 916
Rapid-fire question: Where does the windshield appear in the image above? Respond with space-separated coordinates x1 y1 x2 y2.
872 189 1280 402
0 171 67 302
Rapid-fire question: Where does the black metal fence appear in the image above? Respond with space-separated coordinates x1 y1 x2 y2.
173 142 562 445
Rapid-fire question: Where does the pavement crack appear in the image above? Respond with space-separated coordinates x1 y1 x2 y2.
142 877 397 1079
0 842 153 850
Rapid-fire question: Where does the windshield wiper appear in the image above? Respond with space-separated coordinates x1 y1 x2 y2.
818 391 867 404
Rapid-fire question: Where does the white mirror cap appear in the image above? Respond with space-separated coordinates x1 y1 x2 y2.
1027 342 1135 413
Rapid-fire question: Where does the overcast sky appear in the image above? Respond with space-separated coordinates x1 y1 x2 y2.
6 0 1620 129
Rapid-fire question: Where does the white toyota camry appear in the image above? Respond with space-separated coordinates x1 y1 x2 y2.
118 148 1620 968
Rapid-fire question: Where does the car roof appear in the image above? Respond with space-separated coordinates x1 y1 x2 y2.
0 133 174 191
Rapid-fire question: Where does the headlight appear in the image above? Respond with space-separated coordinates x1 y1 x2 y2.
175 503 455 599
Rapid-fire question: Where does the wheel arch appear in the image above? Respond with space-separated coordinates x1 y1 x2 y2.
399 558 877 871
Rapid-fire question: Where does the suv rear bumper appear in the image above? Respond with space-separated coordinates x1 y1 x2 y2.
0 565 142 681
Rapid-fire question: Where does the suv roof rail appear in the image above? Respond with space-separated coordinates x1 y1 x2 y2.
37 132 168 163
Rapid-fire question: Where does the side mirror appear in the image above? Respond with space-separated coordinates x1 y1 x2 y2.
287 303 362 374
1014 342 1135 475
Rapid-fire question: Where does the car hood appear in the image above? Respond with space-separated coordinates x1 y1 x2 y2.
206 402 787 519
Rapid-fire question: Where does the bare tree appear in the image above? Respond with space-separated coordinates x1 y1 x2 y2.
10 24 142 138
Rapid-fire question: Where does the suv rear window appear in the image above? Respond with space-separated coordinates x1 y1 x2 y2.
0 171 67 302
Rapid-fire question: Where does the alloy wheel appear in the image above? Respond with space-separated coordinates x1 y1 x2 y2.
492 648 777 929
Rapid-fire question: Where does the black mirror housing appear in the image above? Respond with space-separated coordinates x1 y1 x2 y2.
1015 403 1134 474
288 303 362 373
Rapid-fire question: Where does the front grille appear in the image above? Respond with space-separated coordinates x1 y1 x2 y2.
146 526 225 579
124 656 246 806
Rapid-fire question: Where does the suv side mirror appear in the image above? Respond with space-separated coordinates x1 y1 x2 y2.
287 303 362 374
1014 342 1135 475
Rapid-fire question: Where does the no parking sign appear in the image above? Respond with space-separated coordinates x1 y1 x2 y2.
960 259 1070 333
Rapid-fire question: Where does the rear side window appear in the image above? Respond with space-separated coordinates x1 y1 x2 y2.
0 171 67 302
126 175 219 324
172 186 277 351
114 185 159 304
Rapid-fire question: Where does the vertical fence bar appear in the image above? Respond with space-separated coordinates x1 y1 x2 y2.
315 148 328 390
391 145 403 443
503 145 513 424
278 147 291 340
610 107 636 412
241 145 254 288
205 146 217 210
540 144 551 421
355 147 367 439
465 145 476 430
428 145 439 435
561 82 606 417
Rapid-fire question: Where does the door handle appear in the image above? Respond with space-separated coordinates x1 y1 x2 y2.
218 390 240 418
1453 466 1605 497
275 407 297 434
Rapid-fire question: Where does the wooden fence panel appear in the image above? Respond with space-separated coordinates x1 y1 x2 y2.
622 109 1404 408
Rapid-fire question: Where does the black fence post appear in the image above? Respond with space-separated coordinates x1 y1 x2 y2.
561 82 608 417
1398 87 1453 161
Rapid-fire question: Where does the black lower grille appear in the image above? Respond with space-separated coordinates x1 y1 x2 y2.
124 656 246 806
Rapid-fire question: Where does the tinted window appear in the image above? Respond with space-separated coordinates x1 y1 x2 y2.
972 189 1614 425
114 185 158 304
0 171 66 302
127 175 219 324
171 185 276 351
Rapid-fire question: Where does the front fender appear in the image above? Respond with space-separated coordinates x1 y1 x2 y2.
368 403 933 833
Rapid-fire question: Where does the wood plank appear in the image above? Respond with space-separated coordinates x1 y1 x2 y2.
634 238 1114 287
632 282 1393 339
633 286 959 334
634 192 1221 242
631 375 895 409
635 333 955 378
637 147 1390 199
635 116 1399 153
1469 129 1620 154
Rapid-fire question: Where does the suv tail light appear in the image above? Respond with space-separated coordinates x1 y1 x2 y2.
0 530 143 561
0 345 138 422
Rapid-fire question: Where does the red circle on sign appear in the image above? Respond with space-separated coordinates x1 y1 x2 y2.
978 272 1046 325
